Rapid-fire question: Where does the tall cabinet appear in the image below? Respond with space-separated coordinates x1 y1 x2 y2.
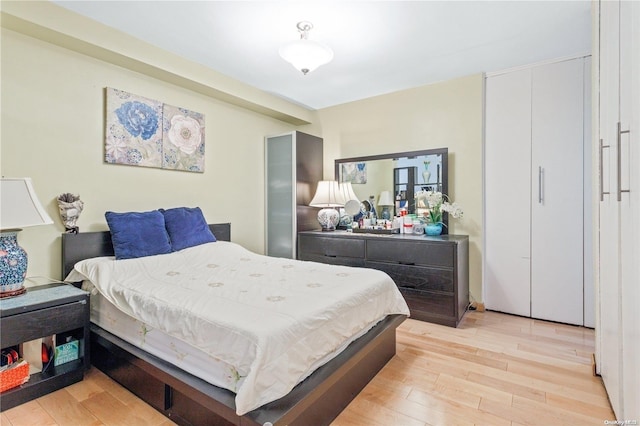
265 131 322 259
594 0 640 420
484 56 593 326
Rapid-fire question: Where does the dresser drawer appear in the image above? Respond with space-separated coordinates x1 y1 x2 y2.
300 253 365 268
399 288 455 317
298 234 365 258
366 239 454 268
1 300 87 347
365 261 454 293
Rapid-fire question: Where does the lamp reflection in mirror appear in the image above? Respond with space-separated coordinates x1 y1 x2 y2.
310 181 345 231
378 191 394 220
338 182 361 228
279 21 334 75
0 178 53 298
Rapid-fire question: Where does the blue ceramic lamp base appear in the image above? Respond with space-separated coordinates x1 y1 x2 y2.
0 230 28 298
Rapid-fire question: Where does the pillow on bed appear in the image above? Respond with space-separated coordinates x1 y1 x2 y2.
105 210 172 260
160 206 216 251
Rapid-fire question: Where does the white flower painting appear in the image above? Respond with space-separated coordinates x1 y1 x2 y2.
162 104 205 172
105 88 205 173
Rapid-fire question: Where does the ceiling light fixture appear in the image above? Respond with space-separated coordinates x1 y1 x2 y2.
279 21 334 75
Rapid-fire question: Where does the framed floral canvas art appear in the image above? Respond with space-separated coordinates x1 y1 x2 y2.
162 104 205 172
340 162 367 184
105 88 205 172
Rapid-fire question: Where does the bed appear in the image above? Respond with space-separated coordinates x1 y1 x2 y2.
62 222 409 426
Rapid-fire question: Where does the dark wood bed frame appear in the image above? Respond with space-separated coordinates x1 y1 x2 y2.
61 223 406 426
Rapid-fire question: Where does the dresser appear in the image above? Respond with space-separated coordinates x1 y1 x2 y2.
298 231 469 327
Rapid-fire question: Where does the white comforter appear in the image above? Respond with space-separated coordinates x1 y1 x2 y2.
66 241 409 415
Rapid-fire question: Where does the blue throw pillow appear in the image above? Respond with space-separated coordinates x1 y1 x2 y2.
160 207 216 251
105 210 172 260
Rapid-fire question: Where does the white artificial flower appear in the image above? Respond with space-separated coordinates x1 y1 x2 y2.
442 202 464 219
415 190 463 224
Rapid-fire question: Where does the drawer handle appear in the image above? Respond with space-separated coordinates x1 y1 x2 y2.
398 261 415 266
323 254 337 258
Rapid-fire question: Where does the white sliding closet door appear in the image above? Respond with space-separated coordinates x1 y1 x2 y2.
620 2 640 418
530 59 584 325
484 69 532 317
597 0 622 415
596 0 640 419
485 57 589 326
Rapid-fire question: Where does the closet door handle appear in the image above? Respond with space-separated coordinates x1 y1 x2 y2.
617 121 631 201
538 166 544 204
600 138 610 201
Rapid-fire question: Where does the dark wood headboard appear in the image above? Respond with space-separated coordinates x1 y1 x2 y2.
61 223 231 279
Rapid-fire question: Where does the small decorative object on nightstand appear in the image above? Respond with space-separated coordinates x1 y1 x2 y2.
57 193 84 234
0 178 54 298
310 181 345 231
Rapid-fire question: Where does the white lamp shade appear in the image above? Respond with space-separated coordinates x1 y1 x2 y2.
1 178 53 230
339 182 359 202
310 181 346 207
378 190 394 206
279 39 334 74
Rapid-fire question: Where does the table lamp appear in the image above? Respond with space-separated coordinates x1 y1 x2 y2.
310 181 345 231
0 178 53 298
378 191 394 220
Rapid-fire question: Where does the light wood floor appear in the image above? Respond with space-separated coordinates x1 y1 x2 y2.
1 311 614 426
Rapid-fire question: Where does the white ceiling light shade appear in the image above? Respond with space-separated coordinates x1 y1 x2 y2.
279 21 334 75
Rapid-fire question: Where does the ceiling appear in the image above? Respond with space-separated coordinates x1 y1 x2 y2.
52 1 592 110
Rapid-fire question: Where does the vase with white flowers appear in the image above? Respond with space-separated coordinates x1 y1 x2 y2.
415 190 463 235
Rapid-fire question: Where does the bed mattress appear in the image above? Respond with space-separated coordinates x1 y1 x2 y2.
67 241 410 415
83 281 249 392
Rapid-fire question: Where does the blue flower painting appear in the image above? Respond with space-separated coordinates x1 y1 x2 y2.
115 101 159 140
341 162 367 184
105 88 204 172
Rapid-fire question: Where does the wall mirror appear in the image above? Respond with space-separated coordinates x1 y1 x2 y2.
335 148 448 231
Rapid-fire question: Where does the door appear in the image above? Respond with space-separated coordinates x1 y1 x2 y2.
265 133 296 258
598 0 622 416
618 1 639 419
484 68 532 317
530 59 585 325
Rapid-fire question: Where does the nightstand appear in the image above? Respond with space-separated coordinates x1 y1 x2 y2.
0 283 90 411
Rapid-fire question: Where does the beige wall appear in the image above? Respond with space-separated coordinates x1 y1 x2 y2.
1 28 294 283
2 4 485 301
306 74 485 301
